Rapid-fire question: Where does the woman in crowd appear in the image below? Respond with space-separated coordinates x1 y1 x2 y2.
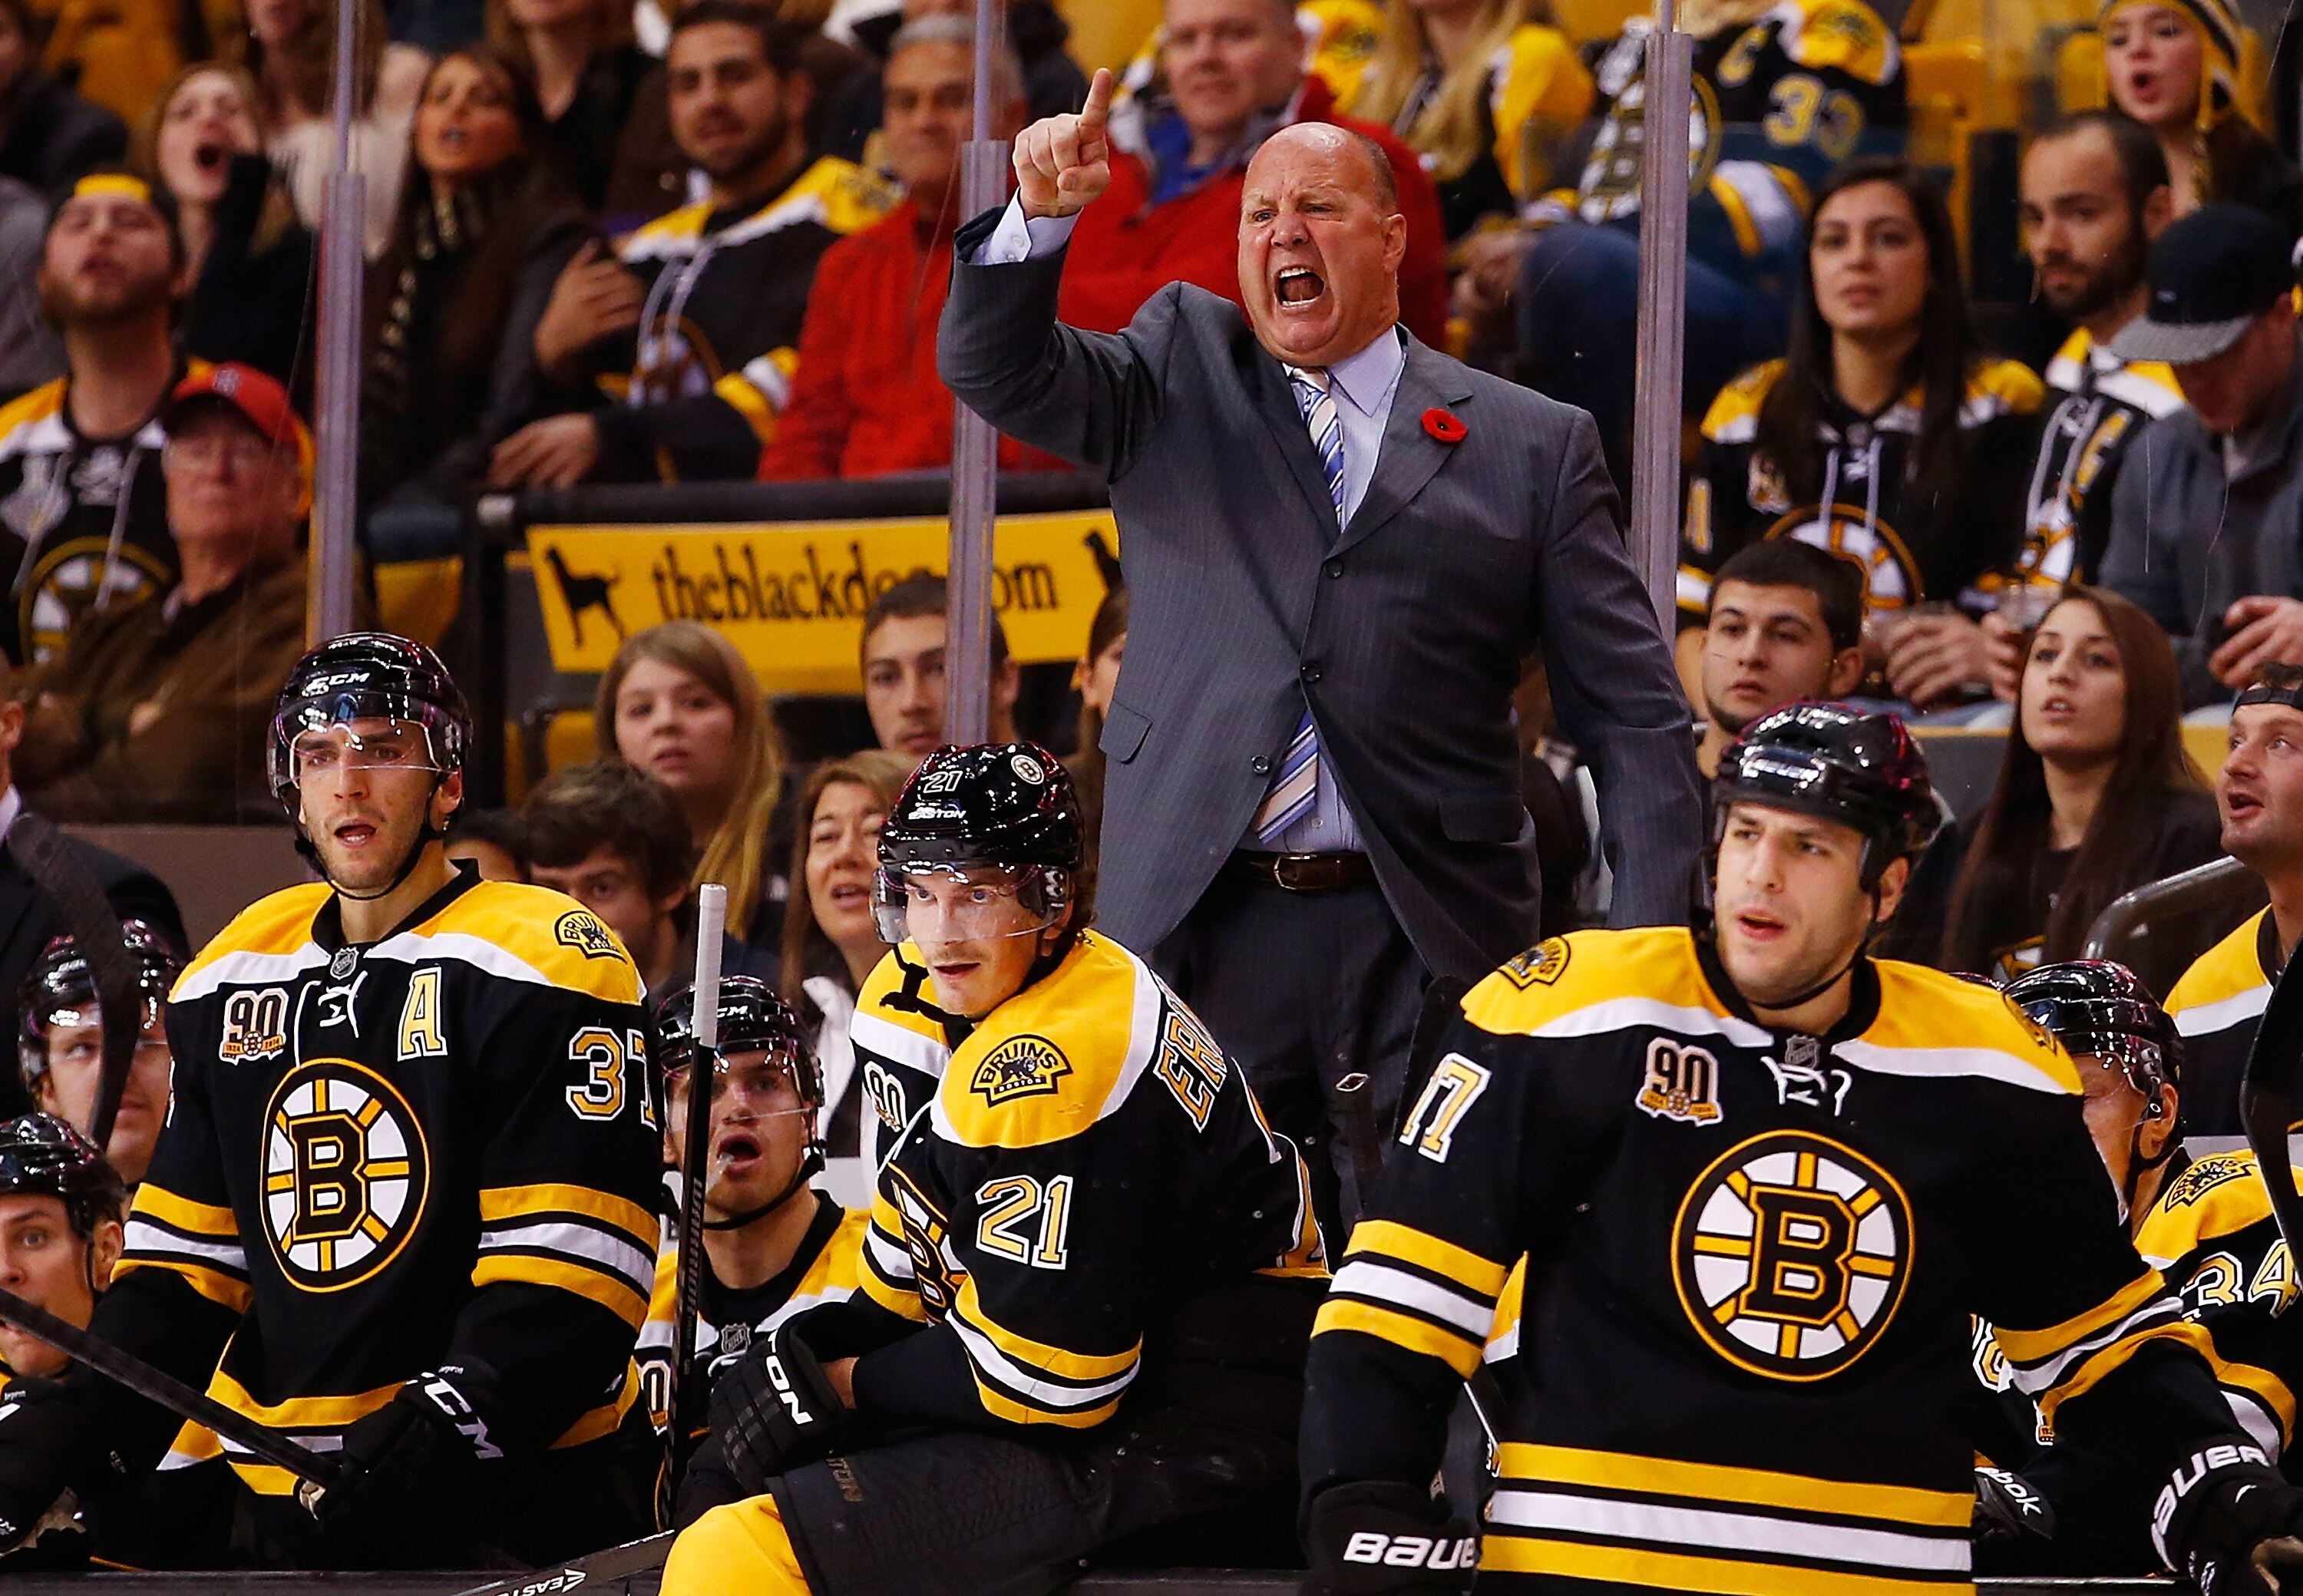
777 749 910 1208
137 64 315 386
485 0 652 208
359 45 587 512
1678 158 2044 710
226 0 428 254
1887 588 2228 994
1069 584 1126 893
1338 0 1594 239
2100 0 2298 227
596 621 790 961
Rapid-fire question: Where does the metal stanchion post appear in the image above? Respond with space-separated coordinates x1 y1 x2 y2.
1629 0 1692 637
943 0 1009 745
306 0 364 646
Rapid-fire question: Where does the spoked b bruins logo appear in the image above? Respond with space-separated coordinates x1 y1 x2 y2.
261 1059 430 1291
1673 1131 1911 1381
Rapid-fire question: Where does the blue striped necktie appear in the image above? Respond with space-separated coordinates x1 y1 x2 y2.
1253 367 1346 845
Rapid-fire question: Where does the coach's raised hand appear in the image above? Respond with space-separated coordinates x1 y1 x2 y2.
1014 66 1113 219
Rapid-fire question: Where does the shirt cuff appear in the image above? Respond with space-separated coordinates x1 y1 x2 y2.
970 195 1079 264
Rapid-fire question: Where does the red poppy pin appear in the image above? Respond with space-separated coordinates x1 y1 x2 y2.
1422 407 1467 444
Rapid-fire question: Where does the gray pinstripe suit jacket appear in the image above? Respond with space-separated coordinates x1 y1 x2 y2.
937 223 1702 983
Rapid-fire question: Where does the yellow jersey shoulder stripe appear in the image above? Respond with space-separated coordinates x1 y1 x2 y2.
1770 0 1900 84
1845 961 2079 1095
2139 1150 2285 1262
377 881 643 1005
174 883 334 999
619 200 710 259
855 948 956 1061
1461 927 1757 1046
2169 909 2274 1031
1702 360 1783 444
932 931 1163 1150
1965 357 2047 419
0 378 67 462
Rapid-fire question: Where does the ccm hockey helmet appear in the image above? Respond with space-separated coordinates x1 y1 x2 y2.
1713 702 1940 884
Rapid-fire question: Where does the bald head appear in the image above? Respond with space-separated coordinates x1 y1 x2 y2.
1238 121 1407 368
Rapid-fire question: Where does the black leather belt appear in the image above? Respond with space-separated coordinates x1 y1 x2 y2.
1225 851 1377 893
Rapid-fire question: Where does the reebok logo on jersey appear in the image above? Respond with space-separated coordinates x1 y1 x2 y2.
1342 1531 1479 1569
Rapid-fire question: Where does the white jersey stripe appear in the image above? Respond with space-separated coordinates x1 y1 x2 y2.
1330 1261 1497 1337
1487 1488 1971 1573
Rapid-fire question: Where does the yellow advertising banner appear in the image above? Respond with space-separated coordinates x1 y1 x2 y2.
527 512 1120 694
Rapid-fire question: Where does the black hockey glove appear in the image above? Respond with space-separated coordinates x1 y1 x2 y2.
0 1380 116 1551
2153 1438 2303 1596
1301 1482 1480 1595
708 1320 847 1498
1973 1465 2057 1550
309 1372 493 1545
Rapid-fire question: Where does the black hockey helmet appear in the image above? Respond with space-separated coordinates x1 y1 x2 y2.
2006 960 2182 1104
18 922 181 1099
0 1115 126 1239
1713 702 1940 884
650 976 822 1106
267 631 471 811
873 743 1083 944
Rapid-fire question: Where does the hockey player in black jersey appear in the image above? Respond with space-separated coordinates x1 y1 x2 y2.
659 742 1324 1596
638 976 862 1460
0 1115 125 1393
0 633 664 1568
18 923 182 1185
1300 702 2303 1595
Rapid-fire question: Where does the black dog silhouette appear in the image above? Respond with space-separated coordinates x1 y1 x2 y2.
1084 529 1122 593
547 547 623 647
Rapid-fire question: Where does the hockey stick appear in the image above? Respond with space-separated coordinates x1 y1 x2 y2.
10 815 147 1154
450 1529 676 1596
2241 943 2303 1287
660 882 728 1523
0 1283 351 1494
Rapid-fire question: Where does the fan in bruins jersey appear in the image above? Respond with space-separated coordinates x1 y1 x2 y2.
0 633 664 1568
1675 159 2045 662
658 742 1324 1596
636 976 862 1462
1298 701 2303 1596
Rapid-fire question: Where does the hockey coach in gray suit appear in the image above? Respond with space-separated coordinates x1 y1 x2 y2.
938 66 1700 1233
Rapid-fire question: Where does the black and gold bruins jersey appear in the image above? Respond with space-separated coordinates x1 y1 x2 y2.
636 1195 864 1448
600 156 897 481
86 864 661 1543
1677 356 2045 625
1554 0 1905 292
841 930 1323 1433
2010 331 2186 592
2168 909 2279 1138
1302 927 2228 1593
2133 1151 2303 1459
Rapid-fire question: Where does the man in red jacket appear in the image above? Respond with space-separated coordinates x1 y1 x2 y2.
761 17 1066 481
1056 0 1448 342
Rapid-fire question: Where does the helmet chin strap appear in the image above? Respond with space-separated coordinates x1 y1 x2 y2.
1739 884 1883 1019
699 1147 823 1233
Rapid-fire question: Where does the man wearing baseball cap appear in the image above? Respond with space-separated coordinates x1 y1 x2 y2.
0 170 193 667
12 362 325 822
2101 202 2303 705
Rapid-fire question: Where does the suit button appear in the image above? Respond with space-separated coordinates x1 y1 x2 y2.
1301 665 1322 683
1323 559 1344 578
1251 755 1273 775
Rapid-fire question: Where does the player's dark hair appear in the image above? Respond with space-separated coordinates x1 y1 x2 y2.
524 760 693 902
446 807 530 877
2030 108 2171 219
1710 541 1863 653
667 0 805 74
860 573 1012 669
1759 158 1979 522
1941 587 2204 976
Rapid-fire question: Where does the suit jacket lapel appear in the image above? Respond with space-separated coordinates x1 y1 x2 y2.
1244 342 1344 540
1338 334 1475 555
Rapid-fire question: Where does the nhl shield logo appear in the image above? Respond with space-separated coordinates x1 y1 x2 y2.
971 1035 1072 1105
1673 1130 1911 1381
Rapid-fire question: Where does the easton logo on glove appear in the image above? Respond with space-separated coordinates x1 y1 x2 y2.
1342 1532 1480 1570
